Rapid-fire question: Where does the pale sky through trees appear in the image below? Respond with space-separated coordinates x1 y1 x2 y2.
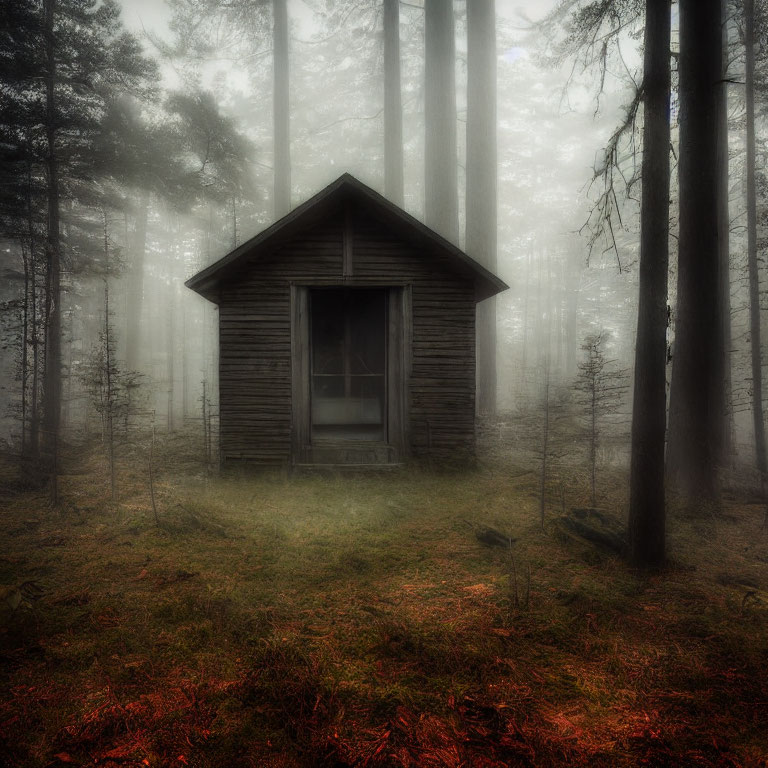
0 0 661 451
108 0 635 417
115 0 620 256
118 0 561 39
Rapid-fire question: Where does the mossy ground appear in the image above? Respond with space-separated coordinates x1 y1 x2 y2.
0 437 767 767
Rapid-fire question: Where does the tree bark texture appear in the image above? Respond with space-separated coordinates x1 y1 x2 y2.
466 0 498 415
424 0 458 244
628 0 671 568
745 0 766 476
666 0 723 505
716 2 733 466
273 0 291 218
21 242 30 457
383 0 403 206
42 0 62 504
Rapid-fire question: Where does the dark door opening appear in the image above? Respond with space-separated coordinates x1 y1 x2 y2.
310 288 387 442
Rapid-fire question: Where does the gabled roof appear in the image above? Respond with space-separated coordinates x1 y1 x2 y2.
185 173 509 303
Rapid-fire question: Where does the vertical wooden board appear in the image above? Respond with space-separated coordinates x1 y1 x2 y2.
387 288 403 457
290 284 310 464
343 205 354 279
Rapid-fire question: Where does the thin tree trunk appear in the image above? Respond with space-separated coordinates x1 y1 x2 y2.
424 0 458 243
125 190 149 372
555 282 563 376
20 241 30 456
666 0 722 505
565 252 579 377
63 303 73 429
383 0 403 206
149 425 158 524
167 284 176 433
536 247 543 371
745 0 765 477
22 158 38 458
182 300 188 419
104 279 116 503
42 0 62 504
232 195 238 249
520 246 531 393
202 378 208 466
30 244 40 459
628 0 671 567
273 0 290 218
467 0 498 415
590 376 597 508
540 362 550 529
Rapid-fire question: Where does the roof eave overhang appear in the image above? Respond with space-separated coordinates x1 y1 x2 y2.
185 173 510 304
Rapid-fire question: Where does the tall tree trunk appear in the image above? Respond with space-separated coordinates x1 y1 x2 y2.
745 0 766 477
628 0 671 568
104 280 116 503
666 0 723 505
536 246 544 372
520 246 531 393
467 0 498 415
273 0 290 218
20 241 30 457
590 370 597 508
125 191 149 372
21 160 37 458
565 251 579 377
167 283 176 433
539 360 550 529
182 299 189 419
717 3 734 467
232 195 238 249
424 0 458 243
30 244 40 459
383 0 403 206
42 0 62 504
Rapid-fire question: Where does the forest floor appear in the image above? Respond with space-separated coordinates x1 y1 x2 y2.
1 436 767 767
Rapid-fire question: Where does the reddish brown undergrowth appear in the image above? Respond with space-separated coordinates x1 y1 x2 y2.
0 448 767 766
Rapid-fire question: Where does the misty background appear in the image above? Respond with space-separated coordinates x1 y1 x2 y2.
0 0 762 484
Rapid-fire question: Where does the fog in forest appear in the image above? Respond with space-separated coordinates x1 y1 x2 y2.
2 0 764 481
3 2 768 764
0 6 637 439
2 0 767 502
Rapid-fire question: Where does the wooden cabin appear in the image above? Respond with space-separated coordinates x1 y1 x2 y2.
185 174 508 469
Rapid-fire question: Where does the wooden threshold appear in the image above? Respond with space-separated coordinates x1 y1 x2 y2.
293 463 403 474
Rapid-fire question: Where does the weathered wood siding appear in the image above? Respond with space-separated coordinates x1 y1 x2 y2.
353 212 476 459
217 206 476 465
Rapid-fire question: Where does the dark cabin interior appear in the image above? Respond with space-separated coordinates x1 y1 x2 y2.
310 288 387 443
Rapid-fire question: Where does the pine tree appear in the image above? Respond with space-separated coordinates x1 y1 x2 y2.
576 333 629 508
0 0 157 501
744 0 766 482
165 0 288 218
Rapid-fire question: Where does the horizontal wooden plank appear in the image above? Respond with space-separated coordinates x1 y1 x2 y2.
213 209 479 463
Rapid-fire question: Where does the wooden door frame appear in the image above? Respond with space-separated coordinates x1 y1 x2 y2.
290 282 410 465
